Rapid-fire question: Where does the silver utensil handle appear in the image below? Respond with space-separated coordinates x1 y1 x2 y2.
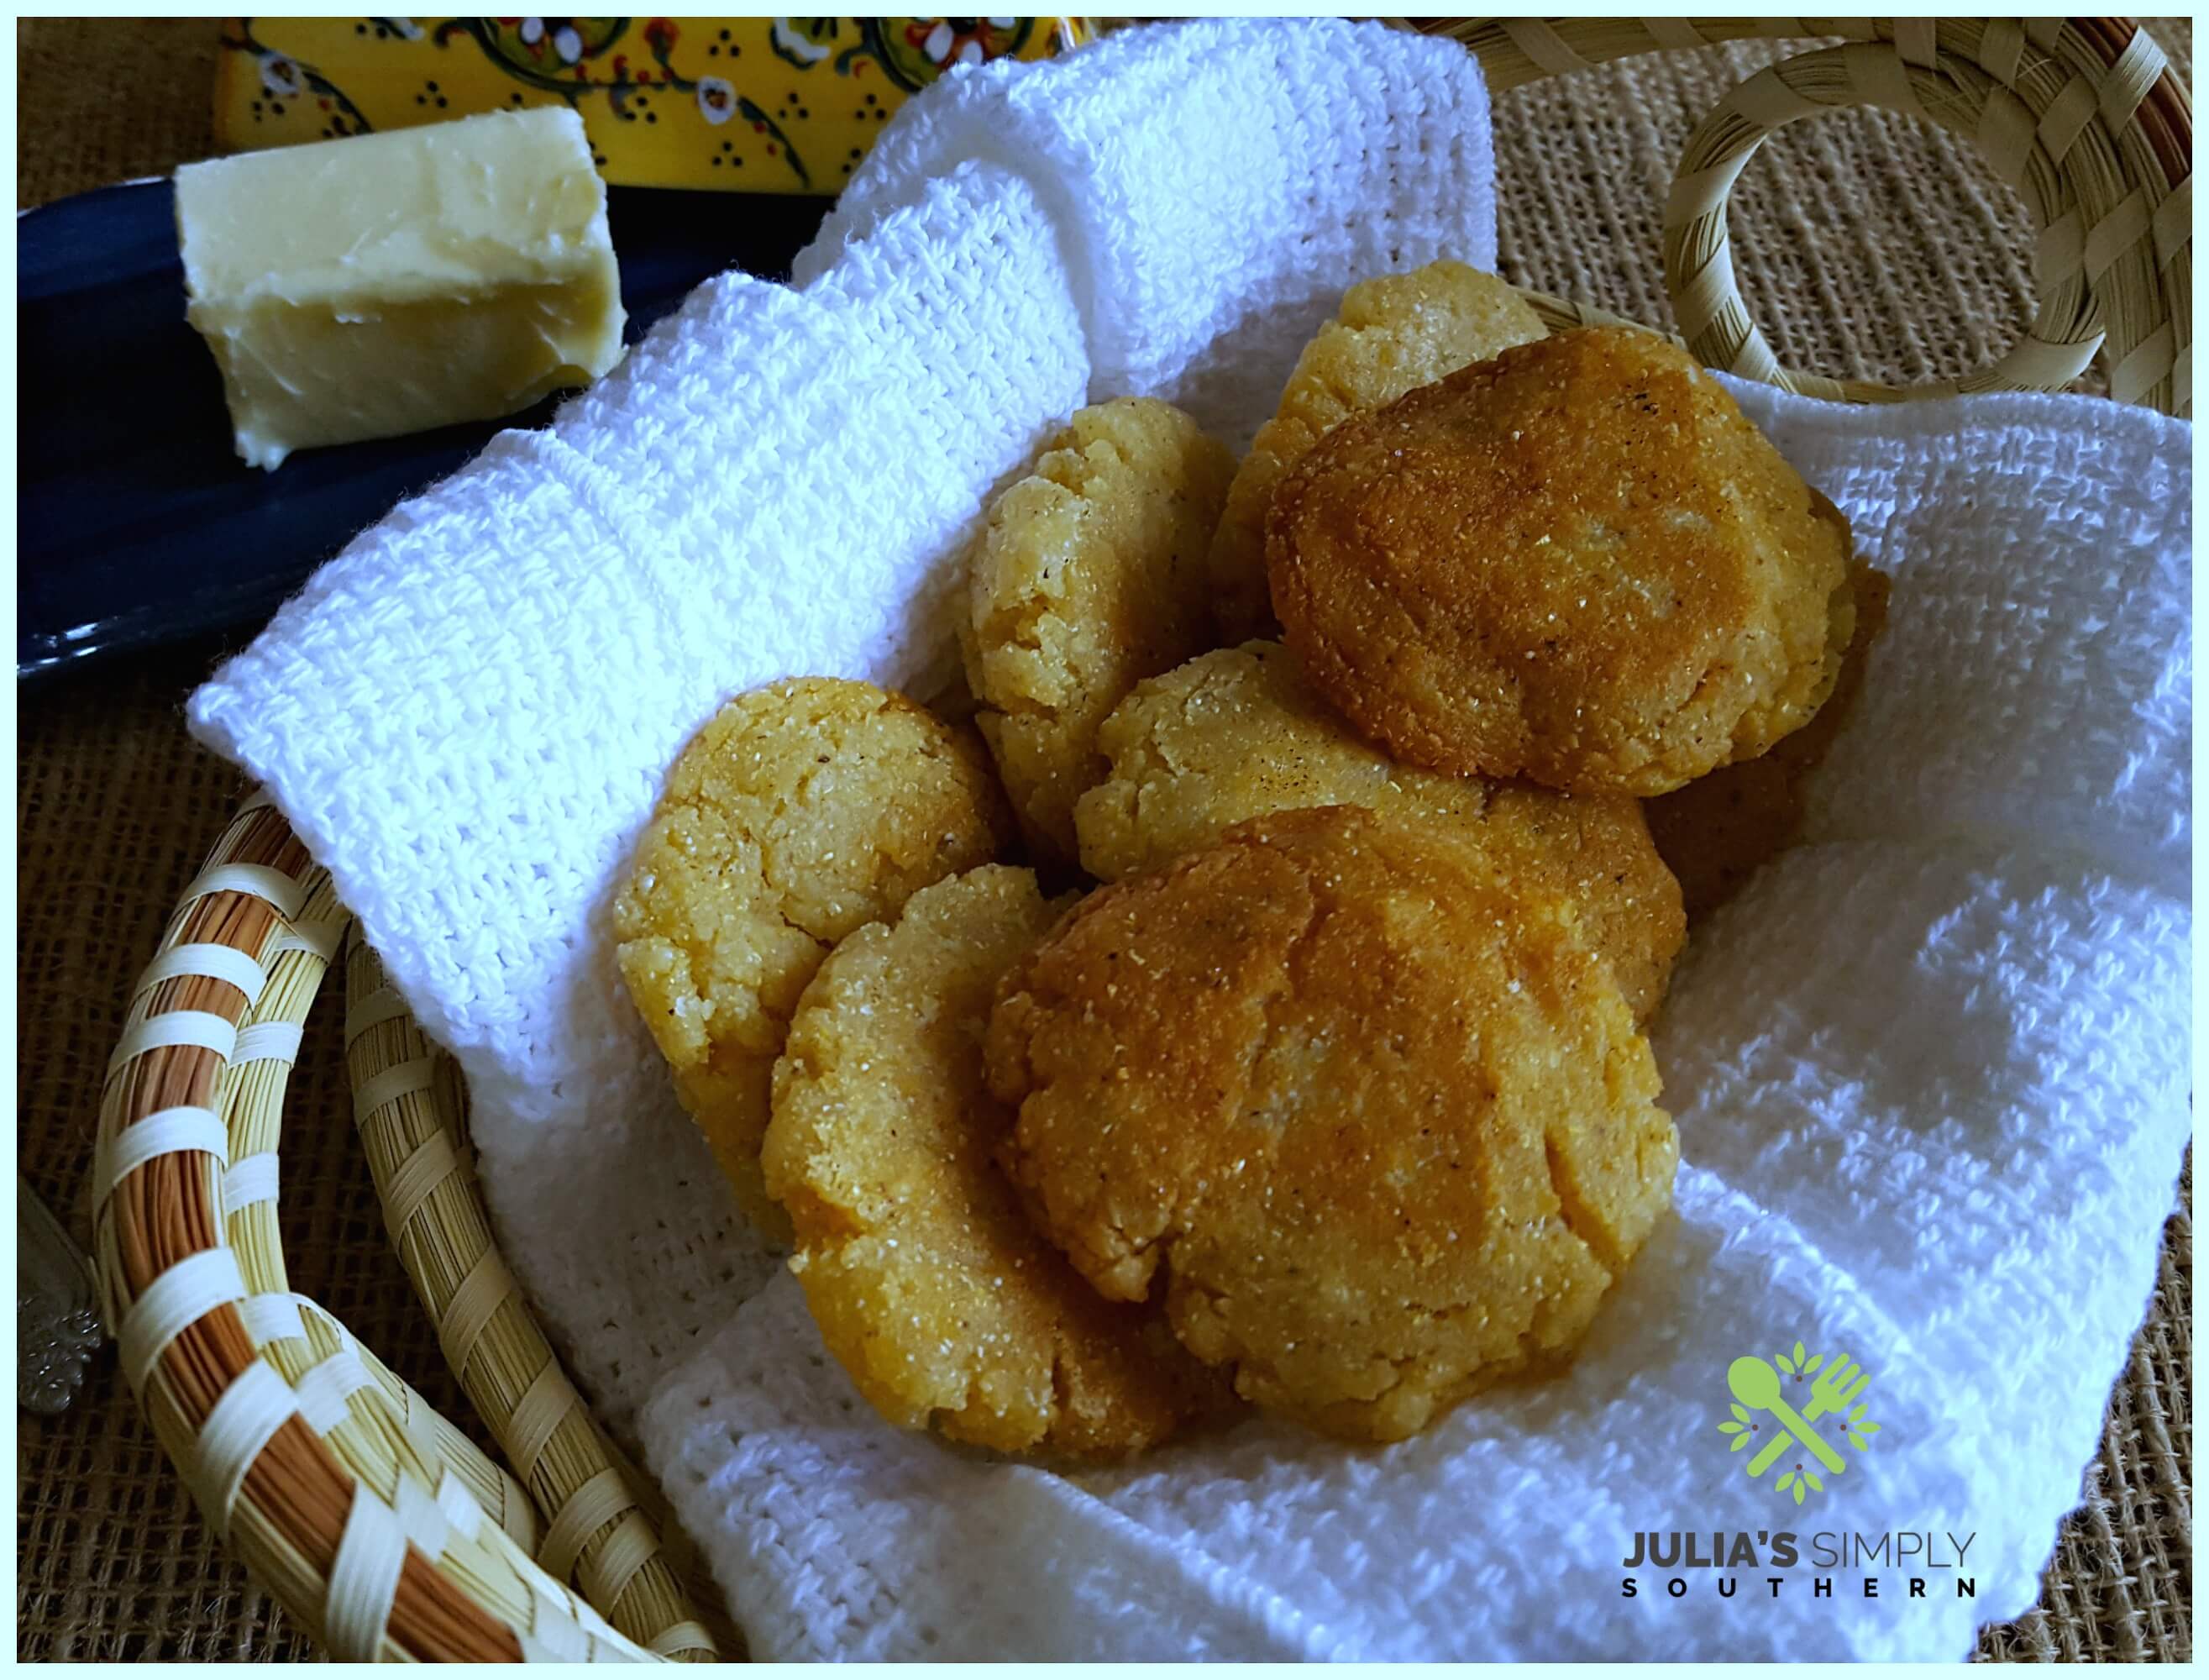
18 1173 105 1415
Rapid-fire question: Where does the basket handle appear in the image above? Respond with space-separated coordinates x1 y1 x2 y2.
92 792 712 1662
1422 18 2192 416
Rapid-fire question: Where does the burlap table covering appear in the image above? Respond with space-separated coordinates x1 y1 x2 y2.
15 17 2190 1662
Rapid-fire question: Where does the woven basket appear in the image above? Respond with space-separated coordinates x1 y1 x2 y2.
92 18 2191 1662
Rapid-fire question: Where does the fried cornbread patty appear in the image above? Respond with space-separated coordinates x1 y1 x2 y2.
988 806 1679 1442
1268 328 1856 795
962 397 1236 862
1073 640 1683 1019
615 678 1010 1238
764 867 1230 1456
1648 556 1890 918
1207 262 1546 642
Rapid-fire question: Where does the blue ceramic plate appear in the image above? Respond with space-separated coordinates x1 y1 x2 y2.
18 181 830 679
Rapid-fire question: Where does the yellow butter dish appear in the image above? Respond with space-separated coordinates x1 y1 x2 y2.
213 16 1091 193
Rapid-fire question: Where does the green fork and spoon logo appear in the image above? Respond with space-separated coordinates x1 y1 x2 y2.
1718 1341 1883 1504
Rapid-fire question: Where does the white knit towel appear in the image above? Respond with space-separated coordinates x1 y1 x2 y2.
186 18 2189 1662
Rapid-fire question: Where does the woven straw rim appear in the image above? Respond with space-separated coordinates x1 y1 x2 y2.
92 795 726 1662
1422 17 2191 414
93 18 2191 1664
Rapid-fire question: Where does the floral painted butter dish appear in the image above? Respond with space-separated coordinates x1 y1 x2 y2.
213 16 1091 194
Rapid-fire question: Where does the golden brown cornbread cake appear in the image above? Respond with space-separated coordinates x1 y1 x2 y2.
1073 639 1684 1020
1648 557 1890 919
614 678 1010 1240
763 866 1231 1457
961 396 1236 863
1207 261 1545 642
1479 783 1684 1024
987 806 1680 1443
1267 327 1856 795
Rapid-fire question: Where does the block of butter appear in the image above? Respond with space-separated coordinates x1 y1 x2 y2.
176 108 625 470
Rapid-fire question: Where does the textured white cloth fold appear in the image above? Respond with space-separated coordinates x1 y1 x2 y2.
186 18 2187 1662
636 383 2192 1663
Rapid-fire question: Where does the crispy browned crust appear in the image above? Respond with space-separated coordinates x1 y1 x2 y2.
1267 327 1855 795
987 806 1679 1442
1073 639 1682 1019
1648 558 1892 919
1207 261 1545 643
1479 780 1685 1024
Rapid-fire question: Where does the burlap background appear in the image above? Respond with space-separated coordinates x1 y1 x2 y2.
16 17 2191 1662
